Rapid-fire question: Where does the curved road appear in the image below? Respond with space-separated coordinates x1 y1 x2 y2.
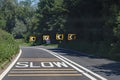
1 46 120 80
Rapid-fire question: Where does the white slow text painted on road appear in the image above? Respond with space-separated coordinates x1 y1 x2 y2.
15 62 69 68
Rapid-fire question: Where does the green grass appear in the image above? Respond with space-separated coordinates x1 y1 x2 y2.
15 39 59 47
0 29 19 68
15 39 31 46
41 44 58 47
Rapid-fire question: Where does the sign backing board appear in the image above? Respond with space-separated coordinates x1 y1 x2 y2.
68 34 76 40
56 34 64 40
29 36 36 42
43 35 50 40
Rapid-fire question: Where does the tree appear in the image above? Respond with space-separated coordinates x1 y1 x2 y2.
0 0 17 32
0 0 38 39
12 19 27 38
36 0 67 34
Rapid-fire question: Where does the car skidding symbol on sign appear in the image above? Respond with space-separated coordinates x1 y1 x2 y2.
43 35 50 40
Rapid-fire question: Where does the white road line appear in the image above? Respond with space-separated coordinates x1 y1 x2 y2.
37 48 107 80
55 52 107 80
38 48 97 80
0 49 22 80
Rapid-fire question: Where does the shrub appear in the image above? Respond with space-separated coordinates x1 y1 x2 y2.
0 29 19 65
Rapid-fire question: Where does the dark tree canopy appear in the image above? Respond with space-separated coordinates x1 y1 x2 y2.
0 0 120 59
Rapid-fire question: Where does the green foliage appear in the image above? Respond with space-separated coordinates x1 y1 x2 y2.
114 13 120 39
0 19 6 29
58 0 120 61
0 29 19 65
0 0 38 40
0 0 16 32
0 0 120 61
59 40 120 61
12 19 27 38
15 39 31 46
36 0 67 33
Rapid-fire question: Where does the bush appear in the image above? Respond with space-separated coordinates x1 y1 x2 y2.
0 29 19 65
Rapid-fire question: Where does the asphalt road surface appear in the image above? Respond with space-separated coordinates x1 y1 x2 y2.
1 46 120 80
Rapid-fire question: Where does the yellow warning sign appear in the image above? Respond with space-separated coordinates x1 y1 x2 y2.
56 34 64 40
43 35 50 40
68 34 76 40
29 36 36 42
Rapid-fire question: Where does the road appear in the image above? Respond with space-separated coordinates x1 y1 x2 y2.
1 46 120 80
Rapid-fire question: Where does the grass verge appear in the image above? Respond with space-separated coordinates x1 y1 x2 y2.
0 29 19 69
15 39 31 46
41 44 58 47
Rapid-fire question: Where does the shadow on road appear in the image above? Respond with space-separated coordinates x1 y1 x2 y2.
93 62 120 76
48 48 102 59
48 48 120 76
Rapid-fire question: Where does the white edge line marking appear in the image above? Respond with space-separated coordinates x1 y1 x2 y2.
36 47 107 80
55 52 108 80
20 47 108 80
0 49 22 80
37 48 97 80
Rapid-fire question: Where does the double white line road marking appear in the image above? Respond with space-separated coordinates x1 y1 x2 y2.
38 48 107 80
0 47 108 80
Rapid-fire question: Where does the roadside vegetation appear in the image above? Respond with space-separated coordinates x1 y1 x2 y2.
41 44 58 47
59 40 120 61
15 39 31 46
0 0 120 61
0 29 19 69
